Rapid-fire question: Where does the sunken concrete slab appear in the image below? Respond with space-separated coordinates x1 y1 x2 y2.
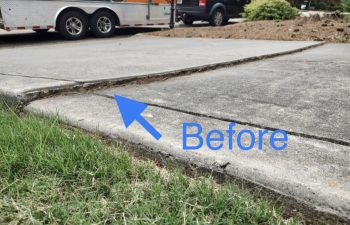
25 94 350 223
0 36 321 105
97 44 350 144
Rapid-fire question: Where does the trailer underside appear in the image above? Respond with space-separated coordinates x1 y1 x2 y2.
0 0 171 31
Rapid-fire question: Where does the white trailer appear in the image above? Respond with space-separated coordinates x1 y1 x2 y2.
0 0 173 40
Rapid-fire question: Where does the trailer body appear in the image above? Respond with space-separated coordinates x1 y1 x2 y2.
0 0 171 39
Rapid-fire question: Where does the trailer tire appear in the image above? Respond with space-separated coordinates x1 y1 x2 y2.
58 11 88 40
90 11 116 38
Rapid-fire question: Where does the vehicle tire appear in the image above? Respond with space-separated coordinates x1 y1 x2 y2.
209 9 225 26
58 11 88 40
183 18 194 25
33 29 49 34
223 18 229 25
90 11 116 38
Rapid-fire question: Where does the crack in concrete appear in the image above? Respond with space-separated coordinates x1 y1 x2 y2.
96 92 350 147
12 42 324 108
10 42 341 147
0 72 78 82
4 42 333 148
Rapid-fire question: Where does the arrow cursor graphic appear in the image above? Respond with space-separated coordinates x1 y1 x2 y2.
114 95 162 140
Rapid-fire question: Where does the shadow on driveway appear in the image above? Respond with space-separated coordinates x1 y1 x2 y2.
0 27 162 48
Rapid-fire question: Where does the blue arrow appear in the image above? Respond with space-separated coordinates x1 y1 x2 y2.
114 95 162 140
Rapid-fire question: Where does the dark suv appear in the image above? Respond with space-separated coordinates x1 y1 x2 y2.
176 0 249 26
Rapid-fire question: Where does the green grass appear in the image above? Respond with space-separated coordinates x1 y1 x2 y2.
0 102 301 224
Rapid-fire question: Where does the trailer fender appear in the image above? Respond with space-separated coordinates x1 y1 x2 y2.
91 8 120 26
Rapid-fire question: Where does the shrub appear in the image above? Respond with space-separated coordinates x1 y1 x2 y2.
243 0 300 21
314 2 332 10
306 0 342 11
342 0 350 11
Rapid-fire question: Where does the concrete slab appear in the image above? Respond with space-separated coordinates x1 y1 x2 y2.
2 33 347 222
0 36 320 103
25 93 350 222
97 44 350 144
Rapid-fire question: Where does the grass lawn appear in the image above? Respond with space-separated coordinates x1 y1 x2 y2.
0 102 301 224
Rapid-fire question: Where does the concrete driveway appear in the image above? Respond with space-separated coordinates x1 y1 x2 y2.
0 34 319 104
0 32 349 223
96 44 350 143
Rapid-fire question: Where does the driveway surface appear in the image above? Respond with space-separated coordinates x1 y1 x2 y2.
0 35 319 104
0 31 349 222
96 44 350 144
24 44 350 222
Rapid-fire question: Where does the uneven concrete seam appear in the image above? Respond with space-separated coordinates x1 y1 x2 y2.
16 42 325 109
14 83 82 112
0 72 77 82
96 93 350 147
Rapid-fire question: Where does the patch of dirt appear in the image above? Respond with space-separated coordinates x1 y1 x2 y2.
150 16 350 43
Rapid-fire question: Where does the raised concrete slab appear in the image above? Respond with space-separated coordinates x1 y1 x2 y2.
96 44 350 144
0 36 320 104
26 93 350 222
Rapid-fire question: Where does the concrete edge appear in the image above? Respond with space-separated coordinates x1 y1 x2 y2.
0 89 24 107
1 83 81 109
123 139 350 225
6 41 324 110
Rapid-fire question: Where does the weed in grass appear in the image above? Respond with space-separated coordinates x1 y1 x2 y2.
0 103 302 224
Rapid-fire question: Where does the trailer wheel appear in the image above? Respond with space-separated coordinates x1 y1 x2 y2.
90 11 116 38
58 11 88 40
